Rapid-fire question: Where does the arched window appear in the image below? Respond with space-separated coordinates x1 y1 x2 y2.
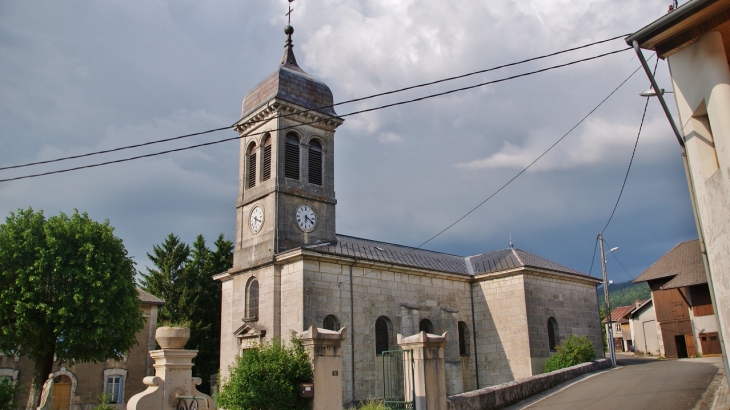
375 316 392 355
308 140 323 185
458 321 469 356
246 278 259 320
247 143 257 188
548 317 559 351
262 134 272 181
285 133 300 180
419 319 434 334
323 315 340 331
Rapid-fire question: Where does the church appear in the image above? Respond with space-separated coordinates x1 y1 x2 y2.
215 24 604 406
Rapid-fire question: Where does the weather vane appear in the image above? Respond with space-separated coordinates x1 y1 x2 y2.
286 0 295 25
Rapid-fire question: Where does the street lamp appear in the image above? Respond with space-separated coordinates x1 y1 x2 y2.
598 233 619 367
639 88 674 97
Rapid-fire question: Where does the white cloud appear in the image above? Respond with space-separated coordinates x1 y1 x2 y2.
378 132 404 144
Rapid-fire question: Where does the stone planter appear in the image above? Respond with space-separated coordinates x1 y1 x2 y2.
155 326 190 349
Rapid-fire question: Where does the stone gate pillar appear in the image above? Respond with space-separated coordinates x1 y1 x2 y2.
397 331 448 410
127 327 215 410
298 326 347 410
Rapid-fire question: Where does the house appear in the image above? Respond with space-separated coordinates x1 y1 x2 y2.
603 303 644 352
629 299 661 356
216 24 604 406
627 0 730 368
0 289 164 410
633 239 720 358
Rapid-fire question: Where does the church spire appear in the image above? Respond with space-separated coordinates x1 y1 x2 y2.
280 25 298 67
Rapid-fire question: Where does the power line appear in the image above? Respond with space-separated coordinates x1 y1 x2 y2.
414 58 642 250
0 34 630 172
600 56 659 234
602 237 634 279
349 61 644 282
0 47 631 183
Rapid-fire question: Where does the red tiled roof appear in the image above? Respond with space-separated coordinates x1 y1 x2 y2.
603 305 635 323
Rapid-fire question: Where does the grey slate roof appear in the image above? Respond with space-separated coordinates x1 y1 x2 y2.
137 288 165 305
241 27 337 120
304 235 594 280
633 239 707 289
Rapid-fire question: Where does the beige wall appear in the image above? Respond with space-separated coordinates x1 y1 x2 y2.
630 304 660 356
669 30 730 365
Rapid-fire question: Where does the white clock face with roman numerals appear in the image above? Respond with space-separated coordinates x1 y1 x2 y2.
249 205 264 234
295 204 317 232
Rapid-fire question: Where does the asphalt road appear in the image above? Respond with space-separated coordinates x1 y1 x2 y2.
506 355 721 410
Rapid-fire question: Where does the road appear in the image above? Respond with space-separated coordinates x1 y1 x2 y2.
506 355 722 410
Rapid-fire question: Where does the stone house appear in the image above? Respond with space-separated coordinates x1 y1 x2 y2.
628 0 730 371
633 239 720 358
216 25 603 406
0 289 163 410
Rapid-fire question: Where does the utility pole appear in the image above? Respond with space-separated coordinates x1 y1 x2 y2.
599 233 617 367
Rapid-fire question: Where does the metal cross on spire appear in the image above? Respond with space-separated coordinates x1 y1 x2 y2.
286 0 295 25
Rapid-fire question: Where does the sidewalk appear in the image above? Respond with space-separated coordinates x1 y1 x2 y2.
711 370 729 410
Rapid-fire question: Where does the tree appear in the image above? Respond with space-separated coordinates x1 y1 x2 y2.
544 335 597 372
140 233 232 394
217 338 313 410
0 208 144 409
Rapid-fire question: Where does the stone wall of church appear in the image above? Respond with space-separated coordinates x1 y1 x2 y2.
298 259 475 405
472 274 532 387
523 273 603 374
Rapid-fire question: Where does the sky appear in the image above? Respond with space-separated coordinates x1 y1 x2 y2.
0 0 699 283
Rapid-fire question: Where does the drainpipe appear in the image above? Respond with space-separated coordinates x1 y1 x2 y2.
349 257 357 405
469 281 480 388
632 41 730 375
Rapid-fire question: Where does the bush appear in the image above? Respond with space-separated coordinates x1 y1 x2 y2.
217 337 313 410
545 335 597 372
0 378 21 410
356 399 387 410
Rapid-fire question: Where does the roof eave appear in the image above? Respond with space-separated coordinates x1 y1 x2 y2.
626 0 719 47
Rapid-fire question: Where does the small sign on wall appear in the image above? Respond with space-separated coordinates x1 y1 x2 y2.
332 371 338 376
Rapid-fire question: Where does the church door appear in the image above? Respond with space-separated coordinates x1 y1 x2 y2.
52 376 72 410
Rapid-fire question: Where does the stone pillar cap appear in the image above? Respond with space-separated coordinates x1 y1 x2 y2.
298 325 347 341
397 331 449 346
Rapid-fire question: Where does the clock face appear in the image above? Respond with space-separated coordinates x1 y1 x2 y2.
295 204 317 232
249 205 264 233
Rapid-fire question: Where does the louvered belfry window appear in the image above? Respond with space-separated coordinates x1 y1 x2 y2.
262 135 272 181
247 143 257 188
308 140 323 185
285 133 300 180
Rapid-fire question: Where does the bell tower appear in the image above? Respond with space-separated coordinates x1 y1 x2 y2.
232 25 344 271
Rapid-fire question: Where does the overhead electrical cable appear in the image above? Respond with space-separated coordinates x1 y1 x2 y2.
0 47 631 183
0 34 629 172
414 61 643 251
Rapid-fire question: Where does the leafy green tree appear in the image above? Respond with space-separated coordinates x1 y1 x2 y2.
140 233 232 394
545 335 597 372
0 208 144 409
217 338 313 410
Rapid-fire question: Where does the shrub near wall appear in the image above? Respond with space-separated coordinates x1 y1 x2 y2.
0 378 21 410
217 337 313 410
545 335 597 372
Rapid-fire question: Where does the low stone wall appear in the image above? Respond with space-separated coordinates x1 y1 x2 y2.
446 359 611 410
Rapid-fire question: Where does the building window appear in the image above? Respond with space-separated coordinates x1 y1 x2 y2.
262 135 272 181
247 142 257 188
458 321 469 356
308 140 323 186
615 323 621 333
323 315 340 331
285 133 300 180
375 316 392 355
419 319 434 334
548 317 559 351
246 278 259 320
105 375 123 403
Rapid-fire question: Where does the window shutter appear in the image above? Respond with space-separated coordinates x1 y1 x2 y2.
248 152 257 188
285 138 300 180
263 145 272 181
308 142 322 185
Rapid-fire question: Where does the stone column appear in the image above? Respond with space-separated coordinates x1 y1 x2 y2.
397 331 449 410
298 326 347 410
127 327 215 410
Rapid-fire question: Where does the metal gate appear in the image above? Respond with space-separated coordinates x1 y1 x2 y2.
382 349 415 410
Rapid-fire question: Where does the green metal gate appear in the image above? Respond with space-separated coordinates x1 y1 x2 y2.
382 350 415 410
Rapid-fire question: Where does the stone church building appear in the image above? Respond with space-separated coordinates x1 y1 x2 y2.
215 25 604 405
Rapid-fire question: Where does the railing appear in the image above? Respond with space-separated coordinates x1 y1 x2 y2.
382 349 415 410
175 395 211 410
